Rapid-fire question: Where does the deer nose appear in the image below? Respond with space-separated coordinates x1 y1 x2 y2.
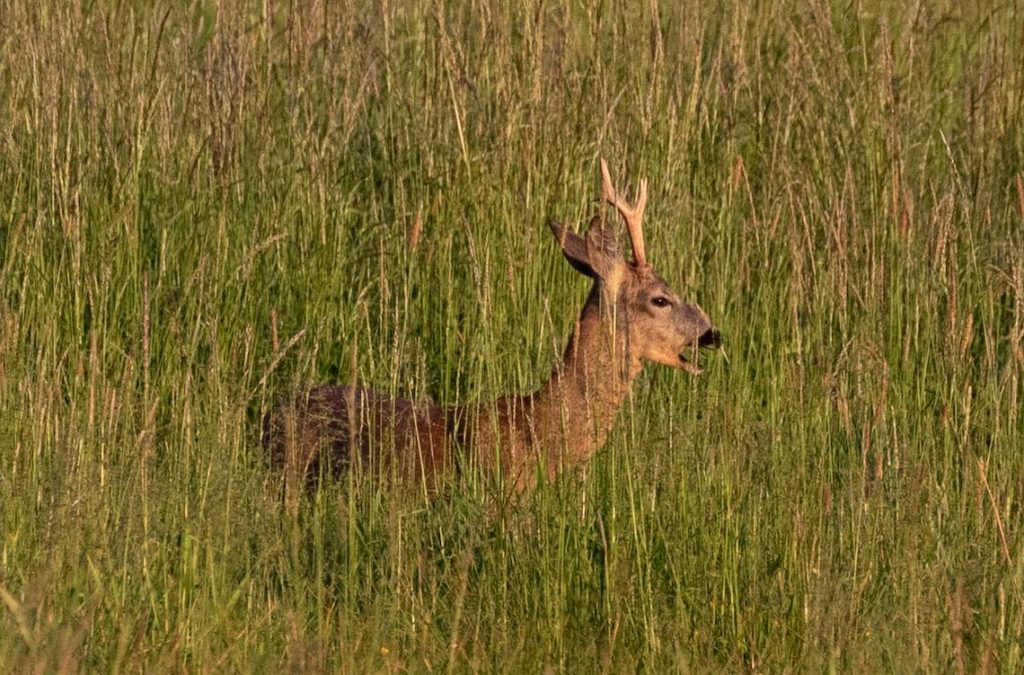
698 328 722 349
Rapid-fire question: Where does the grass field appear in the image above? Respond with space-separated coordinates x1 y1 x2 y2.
2 0 1023 671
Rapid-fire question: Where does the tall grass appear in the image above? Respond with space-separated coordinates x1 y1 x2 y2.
1 0 1023 670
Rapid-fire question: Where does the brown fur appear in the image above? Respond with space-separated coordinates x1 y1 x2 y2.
262 161 720 497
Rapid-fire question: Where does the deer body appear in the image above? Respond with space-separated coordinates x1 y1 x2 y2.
263 160 719 494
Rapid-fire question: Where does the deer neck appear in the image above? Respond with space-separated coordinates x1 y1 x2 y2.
529 284 642 470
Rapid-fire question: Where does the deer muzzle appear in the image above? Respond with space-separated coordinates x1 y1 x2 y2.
677 327 721 374
698 328 722 349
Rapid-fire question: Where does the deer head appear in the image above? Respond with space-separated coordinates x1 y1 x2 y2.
550 159 721 375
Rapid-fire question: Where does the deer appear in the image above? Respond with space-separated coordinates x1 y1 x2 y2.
262 159 721 497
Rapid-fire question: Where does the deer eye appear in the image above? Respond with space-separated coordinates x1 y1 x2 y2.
650 296 672 308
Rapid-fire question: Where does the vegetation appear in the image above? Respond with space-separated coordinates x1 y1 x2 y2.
1 0 1022 670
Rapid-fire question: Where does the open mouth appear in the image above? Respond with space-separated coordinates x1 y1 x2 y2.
678 328 722 375
677 351 703 375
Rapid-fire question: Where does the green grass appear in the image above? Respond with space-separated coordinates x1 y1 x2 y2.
2 0 1023 671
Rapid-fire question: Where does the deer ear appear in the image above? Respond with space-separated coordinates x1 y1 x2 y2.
549 220 595 277
549 217 621 280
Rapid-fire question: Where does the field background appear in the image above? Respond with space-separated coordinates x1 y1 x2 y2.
2 0 1023 671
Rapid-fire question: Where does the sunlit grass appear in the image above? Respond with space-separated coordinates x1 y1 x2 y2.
1 0 1023 671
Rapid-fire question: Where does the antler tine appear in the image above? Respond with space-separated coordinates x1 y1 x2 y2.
599 158 648 267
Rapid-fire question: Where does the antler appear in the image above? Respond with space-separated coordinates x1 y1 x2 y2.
600 158 648 267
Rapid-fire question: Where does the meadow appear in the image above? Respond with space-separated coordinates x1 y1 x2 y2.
1 0 1023 671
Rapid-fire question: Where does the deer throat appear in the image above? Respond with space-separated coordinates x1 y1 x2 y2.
539 307 639 465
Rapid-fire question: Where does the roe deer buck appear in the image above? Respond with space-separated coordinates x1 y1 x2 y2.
262 159 720 495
